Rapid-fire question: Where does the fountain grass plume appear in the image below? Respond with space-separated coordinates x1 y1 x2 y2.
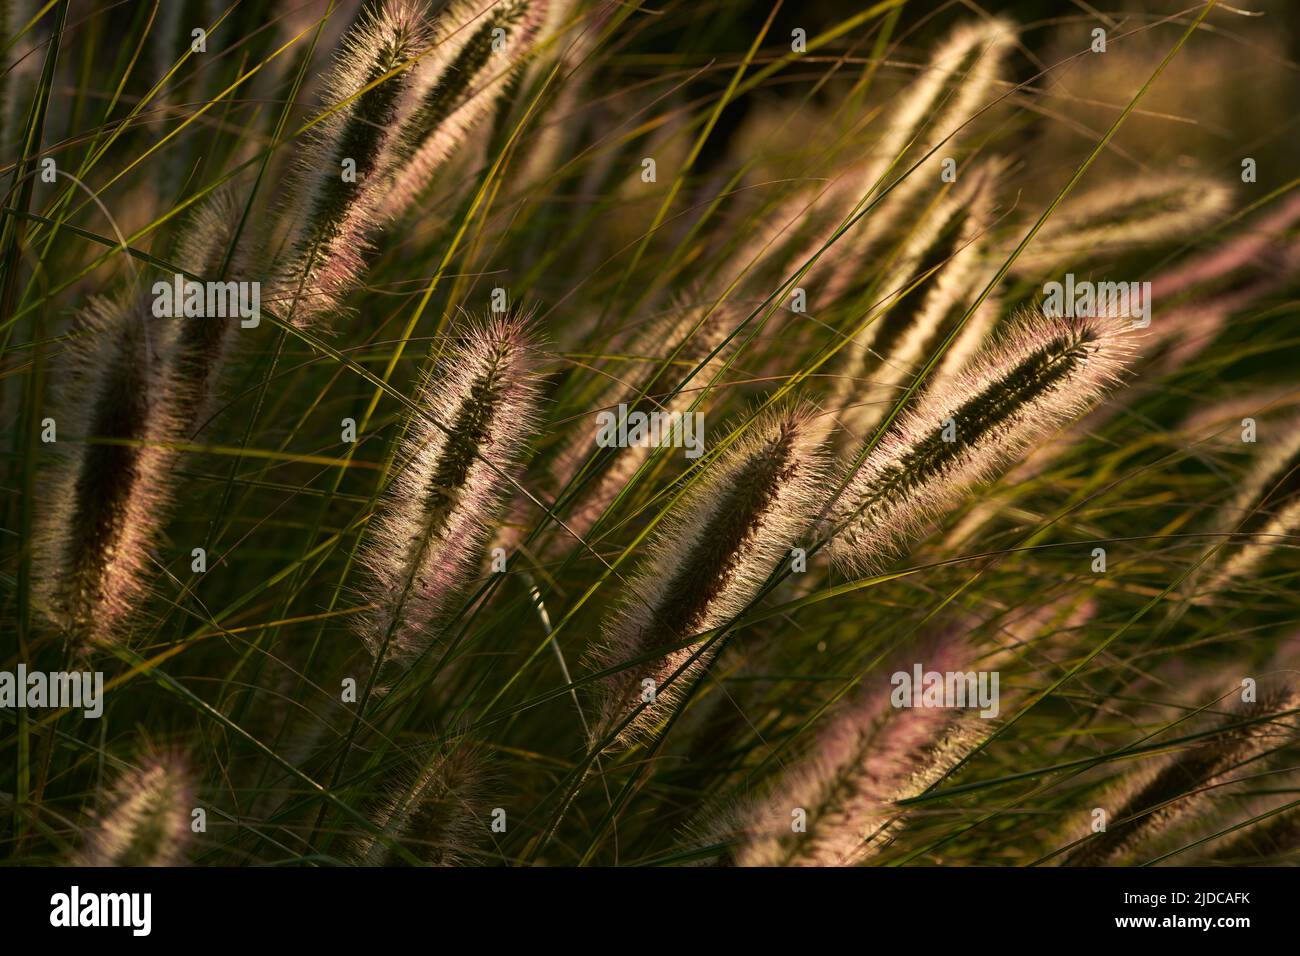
824 309 1135 575
352 743 489 866
382 0 551 215
78 752 194 867
165 190 251 432
718 630 986 866
585 402 827 751
1202 796 1300 864
1202 417 1300 594
870 18 1016 195
273 0 433 324
1063 681 1300 866
760 19 1014 301
355 311 543 671
1011 172 1233 275
33 295 180 651
542 298 739 557
827 160 1004 446
812 18 1015 298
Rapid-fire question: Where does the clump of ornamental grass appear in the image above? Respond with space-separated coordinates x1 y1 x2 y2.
1199 417 1300 595
352 744 489 866
826 159 1004 447
78 753 194 867
1062 679 1300 866
381 0 551 214
33 295 178 650
585 402 827 751
1010 172 1233 275
712 631 987 866
823 309 1135 574
11 0 1300 873
272 0 433 324
355 311 543 672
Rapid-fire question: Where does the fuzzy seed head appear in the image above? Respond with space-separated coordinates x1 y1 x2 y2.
34 297 182 650
273 0 433 324
1064 682 1300 866
825 309 1135 574
353 745 488 866
1013 172 1233 275
721 632 985 866
545 299 741 554
382 0 552 214
829 160 1005 445
585 403 828 750
79 754 194 867
356 311 543 670
1203 417 1300 592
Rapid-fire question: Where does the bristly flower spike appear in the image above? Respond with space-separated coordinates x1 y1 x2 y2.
353 744 488 866
585 403 827 751
273 0 433 324
823 310 1135 574
1011 172 1232 275
79 753 194 867
381 0 552 215
1201 418 1300 594
715 631 986 866
34 297 178 651
827 159 1004 446
356 311 543 672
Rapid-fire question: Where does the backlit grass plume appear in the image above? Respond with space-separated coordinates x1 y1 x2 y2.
33 296 177 650
382 0 551 214
824 310 1135 574
760 18 1014 299
34 191 250 651
352 744 488 866
718 632 986 867
273 0 433 323
827 161 1003 446
163 190 252 431
355 311 543 671
1201 417 1300 594
585 403 827 750
1063 682 1300 866
78 754 194 867
820 19 1014 294
1011 172 1233 275
1201 798 1300 864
